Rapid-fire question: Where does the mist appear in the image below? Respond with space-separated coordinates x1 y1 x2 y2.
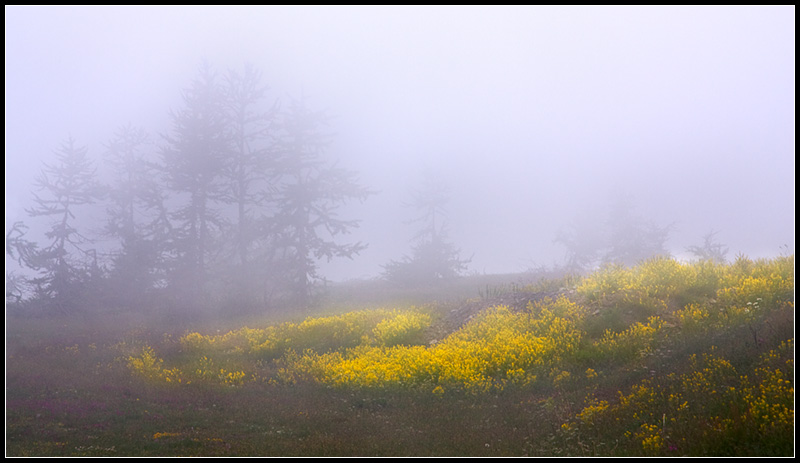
6 5 795 287
5 8 796 458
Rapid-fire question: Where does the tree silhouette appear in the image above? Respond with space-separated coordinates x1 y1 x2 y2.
554 216 604 273
9 60 377 315
555 194 673 272
24 137 101 312
220 64 279 263
160 63 231 308
103 124 170 310
270 97 372 306
603 194 672 266
6 221 40 306
217 64 281 309
6 221 39 269
686 230 728 263
383 174 470 285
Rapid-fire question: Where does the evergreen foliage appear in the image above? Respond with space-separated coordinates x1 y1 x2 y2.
23 137 102 312
383 174 470 285
8 61 371 312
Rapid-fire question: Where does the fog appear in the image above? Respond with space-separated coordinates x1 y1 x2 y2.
5 5 795 287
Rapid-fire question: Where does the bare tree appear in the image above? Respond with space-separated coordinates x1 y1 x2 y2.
686 230 728 263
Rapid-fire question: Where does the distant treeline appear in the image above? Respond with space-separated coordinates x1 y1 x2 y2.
6 62 371 315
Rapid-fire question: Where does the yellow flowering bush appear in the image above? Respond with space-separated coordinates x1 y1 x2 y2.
132 308 434 387
127 345 165 381
717 255 793 309
716 274 793 311
372 310 432 347
162 367 185 384
579 257 728 320
282 302 584 392
635 423 664 455
179 332 213 351
594 316 664 362
577 397 609 426
675 302 713 333
564 341 794 456
633 257 694 300
740 340 794 435
118 254 797 456
179 308 432 359
576 264 634 305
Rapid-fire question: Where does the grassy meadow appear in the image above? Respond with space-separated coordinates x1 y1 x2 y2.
6 255 794 456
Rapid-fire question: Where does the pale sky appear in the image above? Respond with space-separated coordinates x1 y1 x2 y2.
5 5 795 280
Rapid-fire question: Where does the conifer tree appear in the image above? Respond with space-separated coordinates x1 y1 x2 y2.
25 137 101 312
383 173 470 285
103 124 170 309
271 97 372 306
160 62 230 307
